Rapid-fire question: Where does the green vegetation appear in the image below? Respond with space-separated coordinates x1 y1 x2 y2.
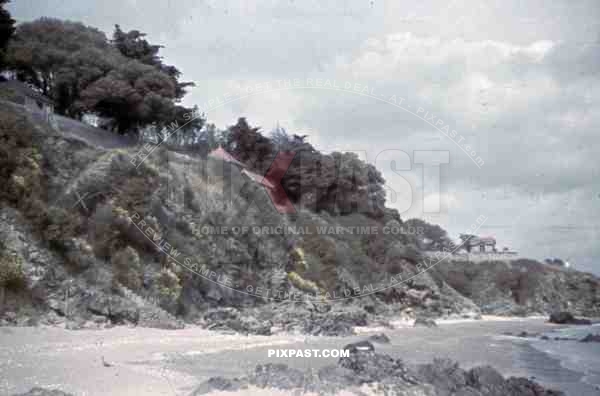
5 18 202 135
155 268 182 310
111 246 143 291
0 0 15 69
0 251 26 290
0 87 23 103
287 271 321 295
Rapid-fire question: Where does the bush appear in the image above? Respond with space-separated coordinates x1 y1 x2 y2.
111 246 143 291
288 271 321 295
0 88 25 104
0 253 27 291
43 207 83 248
155 268 182 309
0 110 38 203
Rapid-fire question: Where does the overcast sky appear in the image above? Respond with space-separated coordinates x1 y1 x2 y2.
10 0 600 274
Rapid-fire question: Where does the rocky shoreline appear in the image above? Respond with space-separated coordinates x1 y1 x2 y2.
191 341 566 396
13 340 566 396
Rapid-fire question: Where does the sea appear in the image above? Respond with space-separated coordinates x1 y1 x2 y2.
511 323 600 395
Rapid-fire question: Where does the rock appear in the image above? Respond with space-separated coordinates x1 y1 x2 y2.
65 318 86 330
203 307 239 323
415 358 468 393
5 311 17 323
62 238 96 270
467 365 506 393
414 317 437 327
190 377 245 395
540 335 550 340
107 296 139 324
192 341 564 395
343 340 375 355
580 334 600 343
368 333 391 344
85 293 110 317
304 306 368 336
338 341 418 385
549 311 592 325
40 311 64 326
506 377 565 396
517 331 539 338
12 389 75 396
251 364 306 389
85 292 139 325
138 306 184 330
202 308 271 335
228 316 272 336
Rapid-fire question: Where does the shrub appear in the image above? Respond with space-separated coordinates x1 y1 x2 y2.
0 110 39 203
111 246 142 291
0 88 25 104
288 271 321 295
43 207 83 248
155 268 182 310
0 253 27 291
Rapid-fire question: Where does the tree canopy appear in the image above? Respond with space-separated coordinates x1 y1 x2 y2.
5 18 201 135
405 218 455 251
219 118 388 218
0 0 15 69
2 16 390 220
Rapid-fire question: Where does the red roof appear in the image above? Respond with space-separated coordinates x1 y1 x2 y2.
242 168 276 189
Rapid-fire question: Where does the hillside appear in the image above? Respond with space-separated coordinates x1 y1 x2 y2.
0 99 598 333
434 259 600 317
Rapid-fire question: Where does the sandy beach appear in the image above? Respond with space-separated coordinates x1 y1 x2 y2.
2 317 598 396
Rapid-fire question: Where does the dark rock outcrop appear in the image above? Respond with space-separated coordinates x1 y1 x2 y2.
192 341 564 395
12 389 74 396
517 331 539 338
580 334 600 343
203 308 272 335
304 306 368 336
548 311 592 325
368 333 391 344
436 259 600 318
414 317 437 327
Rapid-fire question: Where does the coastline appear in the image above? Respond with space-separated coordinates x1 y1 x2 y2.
2 316 598 395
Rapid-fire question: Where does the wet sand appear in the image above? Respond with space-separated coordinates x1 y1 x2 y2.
0 318 596 396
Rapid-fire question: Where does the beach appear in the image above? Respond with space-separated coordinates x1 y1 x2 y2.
1 317 599 395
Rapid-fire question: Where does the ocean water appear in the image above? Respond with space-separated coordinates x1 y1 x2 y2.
520 324 600 395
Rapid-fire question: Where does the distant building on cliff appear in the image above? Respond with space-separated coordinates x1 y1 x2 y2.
420 234 519 263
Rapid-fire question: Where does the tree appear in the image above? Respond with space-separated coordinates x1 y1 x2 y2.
78 60 176 134
112 25 194 101
224 118 274 173
7 18 118 114
109 24 199 137
270 126 315 153
112 24 161 66
0 0 15 69
7 18 202 134
405 218 455 251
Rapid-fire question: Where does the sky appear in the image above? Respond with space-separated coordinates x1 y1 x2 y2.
9 0 600 274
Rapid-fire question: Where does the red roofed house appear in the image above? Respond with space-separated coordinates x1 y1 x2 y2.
207 147 296 214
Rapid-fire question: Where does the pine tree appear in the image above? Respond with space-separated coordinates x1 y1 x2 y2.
0 0 15 69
